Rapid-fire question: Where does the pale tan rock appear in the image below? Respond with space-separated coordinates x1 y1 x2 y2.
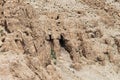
71 63 81 71
0 0 120 80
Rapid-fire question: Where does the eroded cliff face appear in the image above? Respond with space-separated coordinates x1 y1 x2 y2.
0 0 120 80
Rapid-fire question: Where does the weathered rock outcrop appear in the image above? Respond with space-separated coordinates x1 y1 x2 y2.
0 0 120 80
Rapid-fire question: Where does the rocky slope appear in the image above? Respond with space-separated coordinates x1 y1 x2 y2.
0 0 120 80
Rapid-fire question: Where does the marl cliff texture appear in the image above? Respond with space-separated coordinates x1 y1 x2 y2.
0 0 120 80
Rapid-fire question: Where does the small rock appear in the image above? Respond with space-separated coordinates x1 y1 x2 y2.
70 63 81 71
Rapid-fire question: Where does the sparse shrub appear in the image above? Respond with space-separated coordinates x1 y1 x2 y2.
51 49 56 59
51 49 57 65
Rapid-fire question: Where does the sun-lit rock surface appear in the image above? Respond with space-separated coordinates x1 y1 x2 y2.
0 0 120 80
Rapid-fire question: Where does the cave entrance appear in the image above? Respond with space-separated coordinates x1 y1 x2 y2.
48 35 54 48
59 35 66 48
59 35 73 60
59 34 71 53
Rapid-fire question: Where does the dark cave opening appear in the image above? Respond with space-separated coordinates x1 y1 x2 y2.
59 35 66 48
48 35 54 48
59 34 72 53
48 35 53 42
59 35 73 60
